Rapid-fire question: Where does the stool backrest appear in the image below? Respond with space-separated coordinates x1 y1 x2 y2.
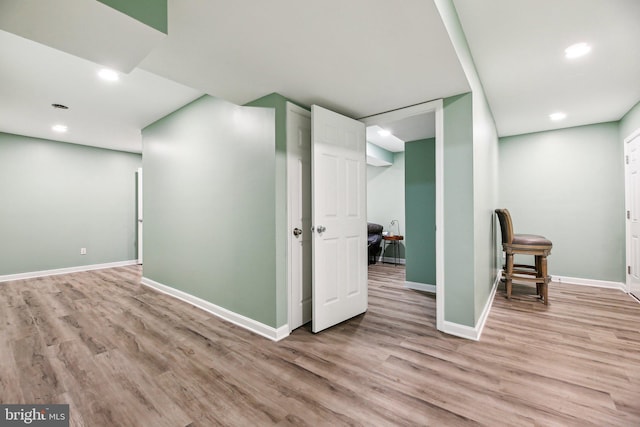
495 209 514 245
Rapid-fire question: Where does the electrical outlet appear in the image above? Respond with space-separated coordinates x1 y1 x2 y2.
80 248 87 255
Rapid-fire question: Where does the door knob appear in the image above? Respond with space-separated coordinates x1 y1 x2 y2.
293 228 302 237
316 225 326 233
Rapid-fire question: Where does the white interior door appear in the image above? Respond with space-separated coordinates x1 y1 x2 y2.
287 103 312 330
137 167 143 265
311 105 367 333
626 132 640 295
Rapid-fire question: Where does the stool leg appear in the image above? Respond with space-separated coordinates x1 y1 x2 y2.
541 255 549 305
505 253 514 300
535 255 541 297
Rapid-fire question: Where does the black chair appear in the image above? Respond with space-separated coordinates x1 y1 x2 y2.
367 223 383 264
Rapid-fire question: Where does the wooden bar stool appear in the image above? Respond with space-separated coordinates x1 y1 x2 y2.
495 209 553 304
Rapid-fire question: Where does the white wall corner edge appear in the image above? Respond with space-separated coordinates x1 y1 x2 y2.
141 276 290 342
441 269 501 341
0 260 138 283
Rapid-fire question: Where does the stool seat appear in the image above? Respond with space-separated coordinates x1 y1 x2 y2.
512 234 552 246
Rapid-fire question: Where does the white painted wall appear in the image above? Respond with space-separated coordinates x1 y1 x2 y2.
367 152 406 258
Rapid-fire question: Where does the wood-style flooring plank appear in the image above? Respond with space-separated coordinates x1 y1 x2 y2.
1 264 640 426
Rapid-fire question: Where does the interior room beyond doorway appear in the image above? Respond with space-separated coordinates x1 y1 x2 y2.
365 109 437 294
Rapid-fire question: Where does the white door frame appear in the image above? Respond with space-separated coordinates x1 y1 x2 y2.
286 102 312 332
360 99 445 332
137 167 143 265
624 127 640 293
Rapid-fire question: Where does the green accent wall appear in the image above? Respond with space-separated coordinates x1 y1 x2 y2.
621 100 640 140
142 95 277 327
367 153 405 260
0 132 141 276
499 122 625 282
405 138 436 285
98 0 167 33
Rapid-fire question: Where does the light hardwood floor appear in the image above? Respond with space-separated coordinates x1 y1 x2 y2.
1 264 639 426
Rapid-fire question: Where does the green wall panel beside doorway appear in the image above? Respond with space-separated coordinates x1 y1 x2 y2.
405 138 436 285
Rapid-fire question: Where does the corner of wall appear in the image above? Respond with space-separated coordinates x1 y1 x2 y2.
244 94 290 328
620 100 640 141
142 95 278 328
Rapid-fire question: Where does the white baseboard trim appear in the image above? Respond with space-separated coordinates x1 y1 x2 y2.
372 256 406 265
552 275 627 292
141 276 290 342
404 281 436 293
0 260 138 283
441 320 479 341
474 269 501 340
273 324 290 341
441 269 501 341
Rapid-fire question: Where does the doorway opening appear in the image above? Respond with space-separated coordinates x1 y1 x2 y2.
364 111 436 278
361 101 444 331
286 100 444 334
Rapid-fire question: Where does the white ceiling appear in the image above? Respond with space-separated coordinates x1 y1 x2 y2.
453 0 640 137
366 126 405 153
0 0 166 73
0 29 202 153
1 0 639 152
366 113 436 153
139 0 470 120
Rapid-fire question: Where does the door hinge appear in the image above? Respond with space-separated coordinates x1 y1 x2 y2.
629 266 632 275
626 155 630 164
628 210 631 220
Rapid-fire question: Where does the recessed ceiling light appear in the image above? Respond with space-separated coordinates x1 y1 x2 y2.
98 68 119 82
52 124 68 133
549 112 567 121
378 129 391 137
565 42 591 59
